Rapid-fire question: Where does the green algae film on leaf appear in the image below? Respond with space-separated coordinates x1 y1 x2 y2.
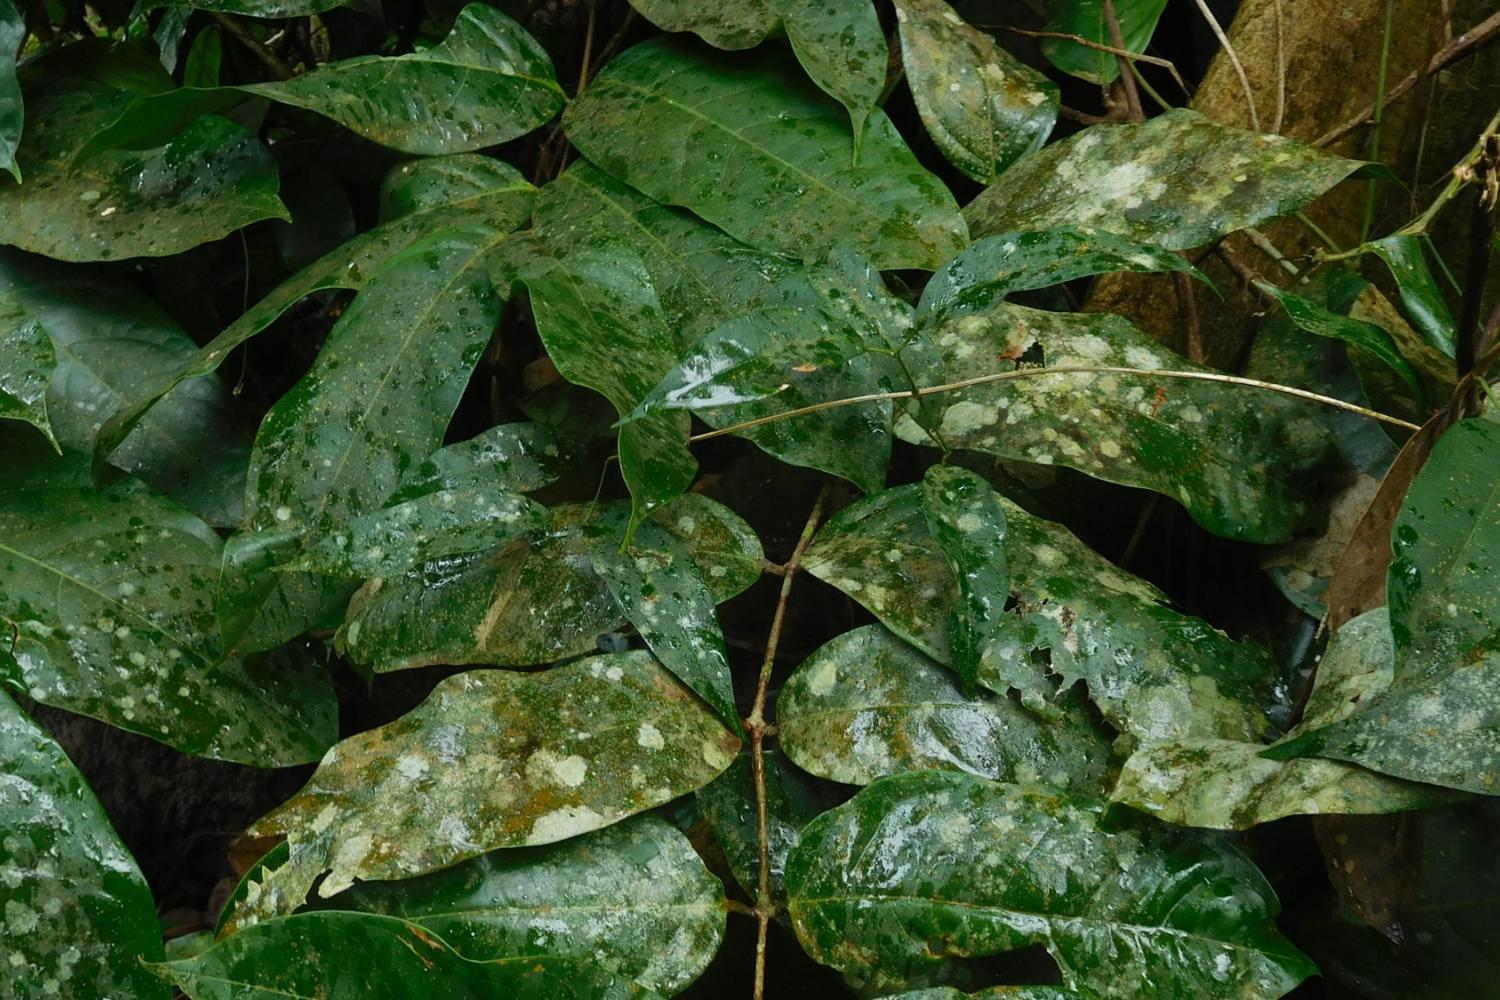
921 465 1011 695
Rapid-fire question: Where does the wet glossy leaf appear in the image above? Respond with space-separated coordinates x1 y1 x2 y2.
1266 420 1500 793
804 484 1276 744
696 749 834 904
230 651 739 927
1111 738 1450 831
221 227 506 652
0 80 285 262
158 0 344 14
338 494 762 671
326 816 724 994
0 305 57 449
94 155 533 465
2 250 251 527
884 989 1085 999
287 487 546 578
895 301 1332 542
154 911 652 999
1039 0 1167 85
627 0 886 146
1364 234 1458 358
965 109 1374 252
387 421 565 502
921 465 1009 695
593 519 740 733
0 690 169 1000
84 6 563 158
785 770 1316 996
1259 282 1425 407
0 0 20 182
894 0 1058 183
497 236 695 531
565 38 967 271
778 625 1113 794
917 228 1202 325
0 443 336 764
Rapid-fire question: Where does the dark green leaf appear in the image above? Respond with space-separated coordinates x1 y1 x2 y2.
0 690 169 1000
965 109 1373 252
1266 420 1500 793
894 0 1058 183
1039 0 1168 85
181 23 221 88
0 443 337 764
158 0 344 14
325 816 724 994
592 519 742 733
0 303 57 450
229 651 739 928
2 250 251 527
627 0 887 146
387 421 565 502
778 625 1113 793
785 770 1316 996
917 228 1202 325
220 226 506 653
0 0 21 182
82 6 563 158
883 988 1086 999
696 748 834 904
1259 281 1425 407
921 465 1010 695
0 79 285 262
1364 234 1458 358
803 484 1277 744
497 236 695 532
154 912 653 999
337 494 762 672
896 301 1332 542
94 154 534 465
565 38 967 270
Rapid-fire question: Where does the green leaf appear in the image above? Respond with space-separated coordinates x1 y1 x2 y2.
785 770 1316 996
627 0 886 146
803 484 1277 744
497 236 696 532
0 443 337 764
0 690 170 1000
895 301 1332 542
894 0 1058 183
285 487 547 578
696 748 834 904
0 79 285 262
778 625 1113 793
1364 234 1458 358
921 465 1010 695
337 494 762 672
93 154 534 466
181 23 222 88
564 38 967 271
0 0 21 182
323 816 725 994
229 651 739 928
1266 420 1500 793
1 249 251 527
1258 281 1425 407
1111 736 1452 831
965 109 1374 252
81 6 563 158
1039 0 1168 85
156 0 344 14
153 912 653 999
220 226 507 653
917 228 1203 324
592 519 742 734
0 304 57 450
387 420 565 502
883 989 1086 999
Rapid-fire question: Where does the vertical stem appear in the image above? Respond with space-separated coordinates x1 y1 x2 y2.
1190 0 1259 130
1101 0 1142 122
1362 0 1396 244
748 483 831 1000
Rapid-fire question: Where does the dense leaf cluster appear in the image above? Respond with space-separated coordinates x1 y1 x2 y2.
1 1 1498 998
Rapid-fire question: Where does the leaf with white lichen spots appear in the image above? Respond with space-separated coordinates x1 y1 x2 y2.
227 651 739 932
